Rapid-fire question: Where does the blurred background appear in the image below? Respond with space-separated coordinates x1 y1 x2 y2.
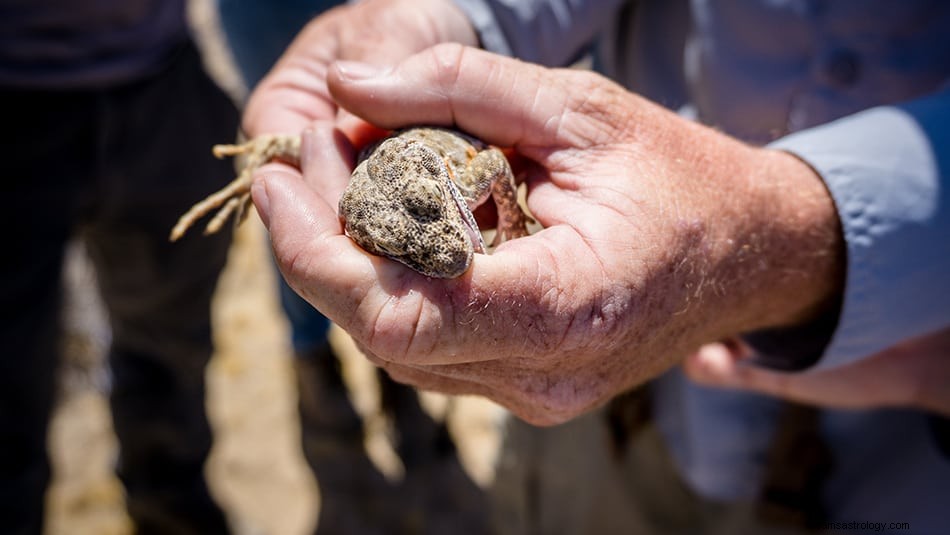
47 1 504 533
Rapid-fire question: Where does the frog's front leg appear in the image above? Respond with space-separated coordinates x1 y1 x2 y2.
462 147 533 248
169 134 300 241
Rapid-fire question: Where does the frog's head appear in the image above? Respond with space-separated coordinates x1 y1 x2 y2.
339 136 484 278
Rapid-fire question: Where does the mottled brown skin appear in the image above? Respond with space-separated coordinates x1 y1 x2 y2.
340 127 531 278
171 127 531 278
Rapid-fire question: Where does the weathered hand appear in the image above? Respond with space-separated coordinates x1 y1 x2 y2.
250 45 844 425
683 329 950 416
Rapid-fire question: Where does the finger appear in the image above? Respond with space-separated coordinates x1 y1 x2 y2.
365 351 494 398
685 341 843 408
687 332 950 414
684 342 798 399
334 108 390 148
250 159 382 325
327 43 616 151
358 344 518 411
360 334 604 426
682 342 745 383
365 354 574 427
299 121 356 206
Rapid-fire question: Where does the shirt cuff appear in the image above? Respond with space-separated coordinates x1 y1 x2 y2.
754 94 950 371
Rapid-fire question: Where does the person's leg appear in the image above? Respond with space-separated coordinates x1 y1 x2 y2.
292 341 401 534
83 41 237 535
377 373 491 534
377 371 449 471
0 88 93 535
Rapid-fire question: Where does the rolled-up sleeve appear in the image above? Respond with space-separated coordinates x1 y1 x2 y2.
451 0 625 66
768 88 950 370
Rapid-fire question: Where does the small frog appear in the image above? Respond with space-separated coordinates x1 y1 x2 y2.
171 127 532 278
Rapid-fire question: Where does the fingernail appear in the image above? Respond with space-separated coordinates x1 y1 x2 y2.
251 177 270 228
334 60 387 81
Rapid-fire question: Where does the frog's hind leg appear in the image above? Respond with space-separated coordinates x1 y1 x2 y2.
483 151 534 248
169 134 301 241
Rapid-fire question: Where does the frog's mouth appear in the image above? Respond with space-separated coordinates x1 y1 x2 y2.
445 178 486 254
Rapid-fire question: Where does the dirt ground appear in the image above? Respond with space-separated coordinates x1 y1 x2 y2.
45 2 504 534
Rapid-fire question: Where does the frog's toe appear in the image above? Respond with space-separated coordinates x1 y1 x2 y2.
170 134 301 242
169 173 252 241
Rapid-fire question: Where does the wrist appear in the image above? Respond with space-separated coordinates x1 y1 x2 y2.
717 147 846 336
667 128 846 342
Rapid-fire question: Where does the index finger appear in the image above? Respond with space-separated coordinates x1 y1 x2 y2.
326 44 623 153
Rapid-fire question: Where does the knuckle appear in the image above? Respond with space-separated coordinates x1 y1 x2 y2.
555 70 630 146
424 42 469 89
565 70 620 109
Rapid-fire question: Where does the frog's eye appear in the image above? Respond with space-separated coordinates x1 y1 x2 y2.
401 177 443 221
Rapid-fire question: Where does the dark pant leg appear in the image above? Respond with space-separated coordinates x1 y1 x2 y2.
0 89 95 535
0 231 68 535
82 42 238 535
292 345 401 535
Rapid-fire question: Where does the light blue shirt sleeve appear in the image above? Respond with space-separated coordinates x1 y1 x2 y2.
451 0 625 65
768 88 950 370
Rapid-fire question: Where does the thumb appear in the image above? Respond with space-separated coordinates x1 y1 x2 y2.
326 43 615 151
250 161 341 268
250 160 386 327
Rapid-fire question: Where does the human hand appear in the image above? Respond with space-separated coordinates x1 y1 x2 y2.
683 329 950 416
241 0 477 138
250 44 845 425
